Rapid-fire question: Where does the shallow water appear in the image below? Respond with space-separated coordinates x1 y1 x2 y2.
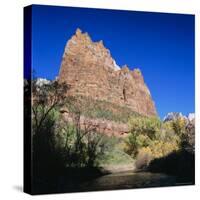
78 171 184 191
33 170 194 194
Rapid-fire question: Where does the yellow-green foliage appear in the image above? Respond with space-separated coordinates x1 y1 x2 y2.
126 116 180 166
150 140 179 158
128 116 161 139
134 139 180 169
171 117 187 137
135 147 153 169
125 116 161 157
124 133 152 157
136 134 152 147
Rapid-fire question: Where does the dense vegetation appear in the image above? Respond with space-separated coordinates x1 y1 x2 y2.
125 115 195 181
32 82 110 171
31 81 133 190
30 81 195 193
65 95 140 123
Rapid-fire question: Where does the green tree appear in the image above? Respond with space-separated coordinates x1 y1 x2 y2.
171 117 186 138
32 81 69 175
32 81 69 135
128 116 161 140
125 116 161 157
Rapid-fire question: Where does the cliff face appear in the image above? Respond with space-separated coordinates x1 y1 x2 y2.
58 28 157 117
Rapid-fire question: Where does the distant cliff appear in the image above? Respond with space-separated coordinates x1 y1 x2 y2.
58 28 157 117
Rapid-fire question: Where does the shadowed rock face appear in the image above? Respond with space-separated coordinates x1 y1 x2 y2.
59 28 157 117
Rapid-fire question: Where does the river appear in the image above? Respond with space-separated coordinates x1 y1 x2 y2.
78 171 184 192
33 170 193 194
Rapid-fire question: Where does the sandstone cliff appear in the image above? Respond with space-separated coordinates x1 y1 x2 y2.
58 28 157 117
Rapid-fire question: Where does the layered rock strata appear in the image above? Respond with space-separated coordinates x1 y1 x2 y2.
59 28 157 117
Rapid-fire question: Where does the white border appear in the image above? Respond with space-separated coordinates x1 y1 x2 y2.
0 0 199 199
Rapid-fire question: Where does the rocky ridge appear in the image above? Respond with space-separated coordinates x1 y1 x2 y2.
163 112 195 122
58 28 157 117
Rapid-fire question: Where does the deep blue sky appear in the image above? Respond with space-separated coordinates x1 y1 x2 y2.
31 5 195 118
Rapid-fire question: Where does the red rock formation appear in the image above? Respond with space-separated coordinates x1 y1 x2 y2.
61 110 129 137
58 28 157 117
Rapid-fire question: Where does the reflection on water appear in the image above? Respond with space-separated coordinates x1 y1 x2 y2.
79 171 181 191
33 171 194 194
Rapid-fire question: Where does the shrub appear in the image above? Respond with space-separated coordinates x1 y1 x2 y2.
125 116 161 158
135 147 153 169
136 134 152 147
128 116 161 140
126 114 194 173
150 140 179 159
32 82 109 171
171 117 187 138
54 119 108 168
32 109 63 176
134 140 179 170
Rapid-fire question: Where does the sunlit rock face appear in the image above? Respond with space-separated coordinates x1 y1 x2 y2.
188 113 195 122
163 112 195 122
58 28 157 117
35 78 51 87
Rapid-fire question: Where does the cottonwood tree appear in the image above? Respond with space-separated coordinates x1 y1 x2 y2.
32 80 69 175
32 80 69 135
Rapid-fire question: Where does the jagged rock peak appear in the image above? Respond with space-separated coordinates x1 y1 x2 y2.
75 28 82 35
75 28 91 40
163 112 195 122
121 65 129 72
133 68 141 74
35 78 51 87
98 40 103 45
59 29 157 117
163 112 183 122
131 68 144 83
188 113 195 121
63 28 121 72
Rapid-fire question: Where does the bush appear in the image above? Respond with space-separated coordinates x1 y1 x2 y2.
125 116 181 168
32 110 63 176
150 140 179 158
54 118 109 168
32 82 109 173
134 140 179 170
171 117 186 137
125 116 161 158
135 147 153 169
124 134 152 157
147 117 195 182
128 116 161 140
